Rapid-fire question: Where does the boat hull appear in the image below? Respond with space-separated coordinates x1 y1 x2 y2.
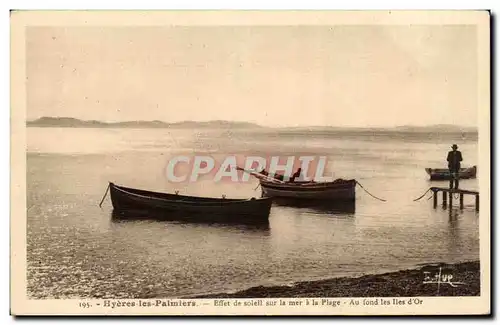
271 197 356 214
109 182 272 224
425 166 477 181
259 179 356 201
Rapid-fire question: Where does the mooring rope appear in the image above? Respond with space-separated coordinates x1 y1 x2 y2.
99 183 111 208
413 188 432 201
253 182 261 191
355 181 387 202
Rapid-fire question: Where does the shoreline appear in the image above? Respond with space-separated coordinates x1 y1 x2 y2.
195 261 480 298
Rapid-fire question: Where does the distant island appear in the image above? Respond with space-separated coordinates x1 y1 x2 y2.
26 117 264 129
26 117 478 133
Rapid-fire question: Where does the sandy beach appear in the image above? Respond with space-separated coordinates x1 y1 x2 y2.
196 261 480 298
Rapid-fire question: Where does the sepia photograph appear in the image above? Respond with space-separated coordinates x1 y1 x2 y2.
10 10 490 315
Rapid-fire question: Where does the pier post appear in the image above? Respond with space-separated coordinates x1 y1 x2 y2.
429 187 479 212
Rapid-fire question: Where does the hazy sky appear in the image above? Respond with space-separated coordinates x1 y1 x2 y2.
26 25 478 127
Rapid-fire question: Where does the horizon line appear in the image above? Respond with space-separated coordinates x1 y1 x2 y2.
26 116 478 130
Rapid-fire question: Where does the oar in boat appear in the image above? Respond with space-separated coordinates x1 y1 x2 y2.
235 166 286 184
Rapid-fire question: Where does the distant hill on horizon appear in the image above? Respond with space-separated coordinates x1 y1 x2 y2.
26 117 478 133
26 116 264 129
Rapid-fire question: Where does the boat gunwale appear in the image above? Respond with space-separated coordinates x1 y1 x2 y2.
425 165 476 172
259 179 356 190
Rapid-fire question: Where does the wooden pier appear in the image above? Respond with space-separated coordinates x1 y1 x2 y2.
430 187 479 211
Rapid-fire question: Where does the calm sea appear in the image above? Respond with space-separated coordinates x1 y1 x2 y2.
26 127 479 299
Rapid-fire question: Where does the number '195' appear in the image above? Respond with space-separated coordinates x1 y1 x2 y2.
79 302 91 308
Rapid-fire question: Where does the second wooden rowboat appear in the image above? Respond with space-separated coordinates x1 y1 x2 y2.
258 178 357 201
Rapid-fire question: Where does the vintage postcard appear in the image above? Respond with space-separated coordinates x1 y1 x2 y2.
10 10 490 316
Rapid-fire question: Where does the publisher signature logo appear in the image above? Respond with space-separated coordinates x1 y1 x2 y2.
423 266 465 294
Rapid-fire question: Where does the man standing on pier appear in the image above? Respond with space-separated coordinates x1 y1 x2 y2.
447 144 463 189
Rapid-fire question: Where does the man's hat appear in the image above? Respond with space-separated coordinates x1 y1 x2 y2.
452 144 458 149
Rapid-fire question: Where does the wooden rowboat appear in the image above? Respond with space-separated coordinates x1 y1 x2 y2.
107 182 272 224
424 165 477 181
234 166 358 202
259 178 357 201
